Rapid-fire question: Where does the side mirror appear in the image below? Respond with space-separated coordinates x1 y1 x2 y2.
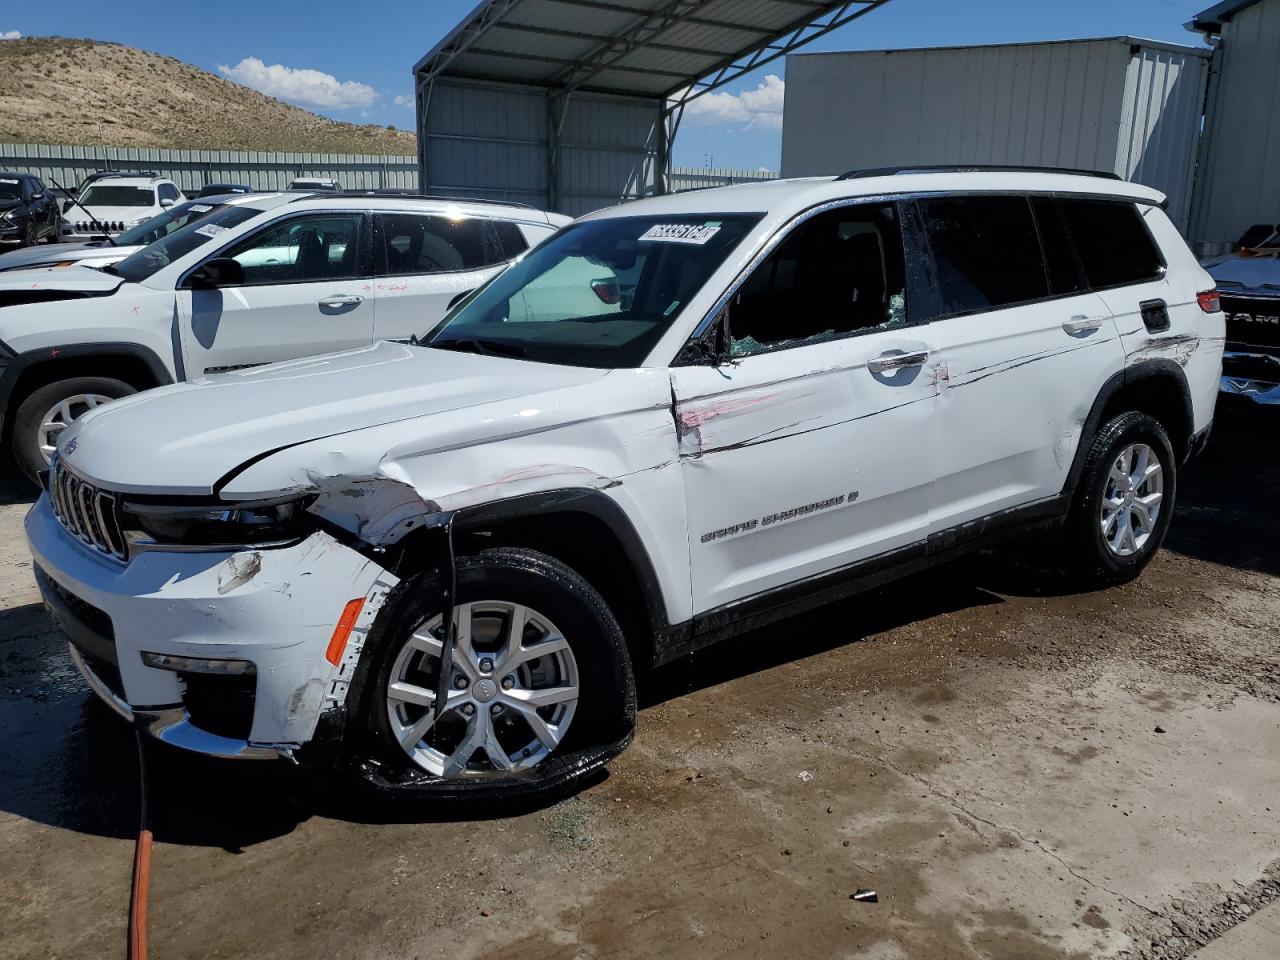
160 198 175 209
188 257 244 289
61 200 74 213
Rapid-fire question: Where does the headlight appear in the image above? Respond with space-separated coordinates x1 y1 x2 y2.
119 494 316 550
128 216 148 226
1 211 12 221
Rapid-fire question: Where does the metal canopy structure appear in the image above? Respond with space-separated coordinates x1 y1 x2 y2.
413 0 893 214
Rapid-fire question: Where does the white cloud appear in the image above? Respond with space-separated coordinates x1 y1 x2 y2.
393 94 414 109
217 57 377 110
1 30 21 40
684 74 784 131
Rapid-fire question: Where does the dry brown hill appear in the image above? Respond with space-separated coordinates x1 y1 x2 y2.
0 37 417 155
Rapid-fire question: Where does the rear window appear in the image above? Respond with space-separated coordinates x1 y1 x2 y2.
380 214 504 275
920 196 1049 316
492 221 530 260
1059 198 1165 289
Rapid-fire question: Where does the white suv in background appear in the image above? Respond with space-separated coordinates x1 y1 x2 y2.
0 193 569 478
28 168 1223 802
60 175 186 240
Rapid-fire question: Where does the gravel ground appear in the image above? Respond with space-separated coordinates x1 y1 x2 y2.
1 399 1277 959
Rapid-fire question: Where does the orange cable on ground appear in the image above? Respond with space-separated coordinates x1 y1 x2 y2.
127 727 152 960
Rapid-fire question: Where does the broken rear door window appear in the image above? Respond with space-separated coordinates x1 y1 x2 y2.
728 203 908 359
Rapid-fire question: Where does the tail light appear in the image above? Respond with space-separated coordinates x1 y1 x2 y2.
591 278 621 305
1197 289 1221 314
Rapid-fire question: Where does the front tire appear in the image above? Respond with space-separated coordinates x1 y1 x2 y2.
350 547 635 800
1061 411 1177 587
11 377 136 483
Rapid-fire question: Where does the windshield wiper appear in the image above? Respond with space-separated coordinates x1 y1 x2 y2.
428 337 527 358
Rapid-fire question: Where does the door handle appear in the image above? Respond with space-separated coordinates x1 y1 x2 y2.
318 295 363 308
868 351 929 374
1063 315 1105 335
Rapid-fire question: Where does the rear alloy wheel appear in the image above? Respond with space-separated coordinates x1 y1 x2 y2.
1099 442 1165 557
11 377 137 482
1062 411 1176 586
355 547 636 798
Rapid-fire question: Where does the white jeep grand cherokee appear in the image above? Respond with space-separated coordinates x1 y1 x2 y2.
28 168 1224 800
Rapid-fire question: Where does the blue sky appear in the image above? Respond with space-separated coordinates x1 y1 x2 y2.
2 0 1210 170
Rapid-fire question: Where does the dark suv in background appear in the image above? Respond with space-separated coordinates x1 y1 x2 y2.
0 173 60 248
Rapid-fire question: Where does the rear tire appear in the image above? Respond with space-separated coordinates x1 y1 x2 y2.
349 547 635 801
11 377 136 483
20 221 35 248
1060 411 1177 587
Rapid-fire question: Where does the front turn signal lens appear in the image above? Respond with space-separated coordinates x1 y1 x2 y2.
325 598 366 666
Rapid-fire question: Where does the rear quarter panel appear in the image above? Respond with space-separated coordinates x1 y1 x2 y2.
1101 207 1223 434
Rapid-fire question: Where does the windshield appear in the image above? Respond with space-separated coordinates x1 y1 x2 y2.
80 185 155 207
115 200 226 246
111 205 263 283
0 178 21 201
426 213 761 368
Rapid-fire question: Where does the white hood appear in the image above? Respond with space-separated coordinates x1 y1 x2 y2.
0 244 135 273
0 264 124 295
57 341 610 496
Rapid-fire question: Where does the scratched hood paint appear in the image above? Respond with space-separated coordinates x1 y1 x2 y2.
0 264 124 294
58 340 609 495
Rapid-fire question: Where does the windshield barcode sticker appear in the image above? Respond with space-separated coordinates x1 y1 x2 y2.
189 204 213 213
639 224 722 245
193 223 228 238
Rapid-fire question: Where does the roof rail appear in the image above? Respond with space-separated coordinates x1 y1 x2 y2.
836 164 1123 181
297 190 540 211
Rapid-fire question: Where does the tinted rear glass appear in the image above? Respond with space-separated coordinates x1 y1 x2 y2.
1059 198 1165 289
1031 197 1086 296
492 221 529 260
920 196 1049 316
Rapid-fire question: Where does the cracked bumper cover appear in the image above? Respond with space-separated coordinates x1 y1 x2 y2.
26 494 397 757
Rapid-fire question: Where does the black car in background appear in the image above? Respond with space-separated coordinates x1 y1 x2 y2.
195 182 253 197
0 172 61 247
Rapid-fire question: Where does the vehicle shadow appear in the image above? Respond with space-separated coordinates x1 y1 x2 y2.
0 461 37 507
1161 397 1279 577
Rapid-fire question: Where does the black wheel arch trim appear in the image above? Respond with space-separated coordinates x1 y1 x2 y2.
1061 359 1194 499
448 488 689 663
0 341 174 431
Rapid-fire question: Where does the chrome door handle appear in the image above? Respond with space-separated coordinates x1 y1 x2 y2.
1063 315 1104 335
868 351 929 374
319 295 363 308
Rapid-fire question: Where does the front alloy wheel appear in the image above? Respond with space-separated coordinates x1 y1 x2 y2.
387 601 580 777
354 547 636 798
37 392 115 463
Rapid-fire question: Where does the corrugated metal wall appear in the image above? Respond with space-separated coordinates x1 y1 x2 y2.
419 79 661 217
1190 0 1280 244
782 38 1209 229
0 143 420 193
1117 46 1209 229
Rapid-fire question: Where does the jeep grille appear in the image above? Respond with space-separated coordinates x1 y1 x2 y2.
49 459 128 561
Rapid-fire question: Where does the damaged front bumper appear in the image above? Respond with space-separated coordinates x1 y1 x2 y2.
26 495 397 760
